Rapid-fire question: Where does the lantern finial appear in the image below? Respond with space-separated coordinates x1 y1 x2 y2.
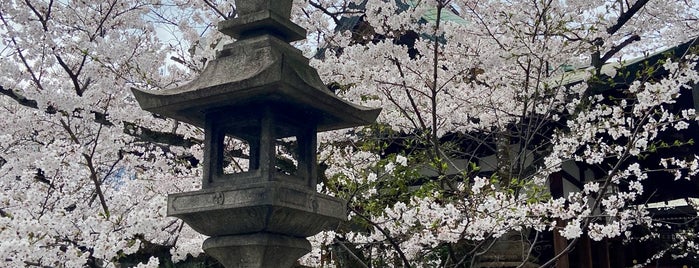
219 0 305 42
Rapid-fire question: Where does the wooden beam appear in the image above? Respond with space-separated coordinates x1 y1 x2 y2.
595 239 611 268
579 236 593 268
553 220 570 268
550 172 570 268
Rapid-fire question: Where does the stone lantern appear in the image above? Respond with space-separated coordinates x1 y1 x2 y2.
131 0 380 267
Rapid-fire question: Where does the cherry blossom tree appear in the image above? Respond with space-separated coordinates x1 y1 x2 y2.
293 0 699 267
0 0 231 266
1 0 698 267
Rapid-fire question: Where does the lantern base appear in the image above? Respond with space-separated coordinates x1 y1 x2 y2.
167 181 346 237
203 233 311 268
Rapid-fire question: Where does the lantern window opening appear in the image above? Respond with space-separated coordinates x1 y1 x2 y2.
200 104 320 188
275 136 299 176
222 136 252 175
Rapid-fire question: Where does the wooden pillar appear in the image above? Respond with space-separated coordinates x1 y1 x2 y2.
595 239 611 268
550 172 570 268
552 221 570 268
691 81 699 116
579 236 593 268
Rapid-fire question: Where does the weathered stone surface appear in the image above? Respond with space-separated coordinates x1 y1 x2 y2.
168 181 345 237
203 233 310 268
219 10 306 42
131 0 380 267
131 35 379 132
236 0 293 18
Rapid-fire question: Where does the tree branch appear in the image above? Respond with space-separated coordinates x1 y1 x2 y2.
309 1 341 25
350 206 413 268
123 121 201 147
333 238 370 268
0 85 202 147
607 0 650 35
54 53 86 97
0 86 39 109
430 2 444 159
600 34 641 65
23 0 49 31
90 1 117 41
202 0 230 19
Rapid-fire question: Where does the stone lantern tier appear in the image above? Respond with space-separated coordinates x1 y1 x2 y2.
131 35 381 190
168 181 345 237
131 12 380 190
131 0 380 267
131 35 379 133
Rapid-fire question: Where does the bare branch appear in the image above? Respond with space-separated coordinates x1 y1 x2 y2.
0 85 202 147
309 1 341 25
0 86 39 109
600 34 641 64
202 0 230 19
607 0 650 35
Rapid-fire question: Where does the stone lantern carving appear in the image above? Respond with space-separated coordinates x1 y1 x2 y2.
131 1 380 267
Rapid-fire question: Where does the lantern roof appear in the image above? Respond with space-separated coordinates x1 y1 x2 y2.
131 2 380 132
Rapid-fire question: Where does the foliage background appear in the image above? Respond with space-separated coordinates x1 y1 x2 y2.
0 0 698 267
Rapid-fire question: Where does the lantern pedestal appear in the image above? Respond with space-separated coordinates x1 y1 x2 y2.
203 233 310 268
167 181 345 238
168 181 345 267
